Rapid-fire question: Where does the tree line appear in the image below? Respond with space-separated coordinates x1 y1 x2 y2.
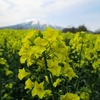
62 25 88 33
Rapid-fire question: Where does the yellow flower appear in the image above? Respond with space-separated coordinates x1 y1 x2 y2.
19 45 34 66
53 78 61 87
25 78 34 89
92 59 100 70
45 90 52 96
60 92 80 100
80 92 90 100
22 30 37 43
47 59 61 76
43 28 58 42
5 68 13 76
62 63 77 80
18 68 30 80
31 81 46 99
43 28 55 38
34 37 48 47
34 46 46 55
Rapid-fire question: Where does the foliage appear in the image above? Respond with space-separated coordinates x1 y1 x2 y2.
62 25 87 33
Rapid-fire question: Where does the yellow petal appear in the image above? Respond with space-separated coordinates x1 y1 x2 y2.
18 68 30 80
31 81 45 99
53 78 61 87
25 78 34 89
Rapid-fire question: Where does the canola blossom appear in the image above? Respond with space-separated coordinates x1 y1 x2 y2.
31 81 45 98
18 68 30 80
60 92 80 100
31 81 51 99
25 78 34 89
18 28 78 99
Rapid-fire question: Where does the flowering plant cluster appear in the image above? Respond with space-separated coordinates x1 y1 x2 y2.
18 28 78 99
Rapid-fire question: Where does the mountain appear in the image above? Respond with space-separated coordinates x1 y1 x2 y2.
0 20 63 30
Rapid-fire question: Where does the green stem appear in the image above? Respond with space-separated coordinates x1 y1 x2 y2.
43 52 57 100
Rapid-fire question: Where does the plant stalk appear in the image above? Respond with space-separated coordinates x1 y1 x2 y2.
43 52 57 100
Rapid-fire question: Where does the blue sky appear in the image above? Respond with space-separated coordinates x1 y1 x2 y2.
0 0 100 31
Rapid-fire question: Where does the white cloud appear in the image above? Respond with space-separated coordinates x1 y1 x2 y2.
0 0 95 14
0 0 10 14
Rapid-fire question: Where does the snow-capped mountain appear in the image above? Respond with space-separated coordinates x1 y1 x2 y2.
0 19 63 30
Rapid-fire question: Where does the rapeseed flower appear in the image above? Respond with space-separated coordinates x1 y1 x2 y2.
31 81 45 99
25 78 34 89
18 68 30 80
60 92 80 100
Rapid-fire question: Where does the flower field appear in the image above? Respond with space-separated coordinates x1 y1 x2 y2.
0 28 100 100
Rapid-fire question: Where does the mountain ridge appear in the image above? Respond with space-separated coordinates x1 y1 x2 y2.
0 20 63 30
